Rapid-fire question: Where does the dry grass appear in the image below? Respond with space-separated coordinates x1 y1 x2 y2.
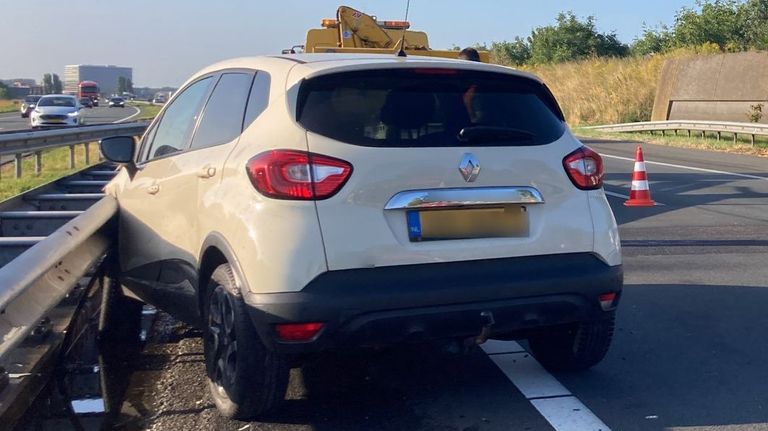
0 99 19 114
511 46 722 127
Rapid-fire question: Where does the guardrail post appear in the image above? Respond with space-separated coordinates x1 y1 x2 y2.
84 143 90 165
734 133 738 144
14 153 22 179
717 131 721 141
661 130 666 137
751 134 756 146
687 130 691 138
34 151 42 176
69 145 76 169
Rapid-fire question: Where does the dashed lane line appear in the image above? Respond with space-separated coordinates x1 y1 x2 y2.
482 340 611 431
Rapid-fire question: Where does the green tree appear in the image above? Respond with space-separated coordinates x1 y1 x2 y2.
741 0 768 49
490 38 531 66
42 73 53 94
528 12 629 64
0 82 8 100
52 73 62 94
117 76 127 94
631 24 675 55
672 0 747 51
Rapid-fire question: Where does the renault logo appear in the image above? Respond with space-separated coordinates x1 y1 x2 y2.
458 153 480 182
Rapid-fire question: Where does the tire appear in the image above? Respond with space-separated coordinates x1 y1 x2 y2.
528 312 615 371
203 263 288 420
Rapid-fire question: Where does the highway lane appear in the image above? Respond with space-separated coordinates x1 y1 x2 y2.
0 105 139 132
14 140 768 431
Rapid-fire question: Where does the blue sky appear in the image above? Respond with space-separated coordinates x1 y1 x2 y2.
2 0 694 87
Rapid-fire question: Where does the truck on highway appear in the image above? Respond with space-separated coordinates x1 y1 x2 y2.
289 5 490 62
77 81 100 107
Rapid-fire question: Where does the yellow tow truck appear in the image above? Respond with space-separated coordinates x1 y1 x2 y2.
285 5 490 62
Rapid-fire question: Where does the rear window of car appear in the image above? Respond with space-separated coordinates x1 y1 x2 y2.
296 68 566 147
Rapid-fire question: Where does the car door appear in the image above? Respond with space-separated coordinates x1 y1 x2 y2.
188 71 263 255
117 76 214 319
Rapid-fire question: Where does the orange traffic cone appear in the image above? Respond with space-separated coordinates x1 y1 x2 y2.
624 146 656 207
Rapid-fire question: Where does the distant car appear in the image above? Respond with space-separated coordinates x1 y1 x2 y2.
79 97 94 108
108 97 125 108
30 95 83 128
20 95 42 118
152 95 166 104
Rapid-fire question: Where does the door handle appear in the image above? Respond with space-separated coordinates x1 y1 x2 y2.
197 165 217 179
147 184 160 195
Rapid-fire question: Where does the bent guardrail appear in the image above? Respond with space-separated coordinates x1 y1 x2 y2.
0 196 117 359
585 120 768 145
0 122 149 178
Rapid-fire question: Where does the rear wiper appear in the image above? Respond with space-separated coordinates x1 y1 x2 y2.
458 126 536 143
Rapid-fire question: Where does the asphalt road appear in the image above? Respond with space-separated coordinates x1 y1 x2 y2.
0 105 139 132
17 139 768 431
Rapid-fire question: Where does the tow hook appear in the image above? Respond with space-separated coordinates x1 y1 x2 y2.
474 311 495 345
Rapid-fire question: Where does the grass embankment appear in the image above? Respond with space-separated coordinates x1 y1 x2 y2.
130 102 162 120
509 46 768 156
0 100 19 114
0 144 102 201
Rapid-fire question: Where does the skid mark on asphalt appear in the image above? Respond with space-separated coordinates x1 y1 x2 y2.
482 341 611 431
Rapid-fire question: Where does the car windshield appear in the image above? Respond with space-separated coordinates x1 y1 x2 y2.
297 68 566 147
37 97 76 107
111 98 123 101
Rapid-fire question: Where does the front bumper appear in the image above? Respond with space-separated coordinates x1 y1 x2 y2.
31 116 80 127
242 252 623 354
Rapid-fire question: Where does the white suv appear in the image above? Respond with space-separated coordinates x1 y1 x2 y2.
101 54 622 419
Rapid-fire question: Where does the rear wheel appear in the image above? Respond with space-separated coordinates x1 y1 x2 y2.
203 263 288 420
528 312 615 371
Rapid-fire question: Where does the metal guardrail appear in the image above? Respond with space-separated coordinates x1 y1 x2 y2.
0 197 117 359
0 122 149 178
0 122 151 360
585 120 768 145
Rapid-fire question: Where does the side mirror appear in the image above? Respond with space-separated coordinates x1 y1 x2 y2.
100 136 137 176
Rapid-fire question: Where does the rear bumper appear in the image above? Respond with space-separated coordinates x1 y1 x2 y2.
242 253 623 354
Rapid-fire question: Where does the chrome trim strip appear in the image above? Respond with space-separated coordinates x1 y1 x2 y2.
384 187 544 210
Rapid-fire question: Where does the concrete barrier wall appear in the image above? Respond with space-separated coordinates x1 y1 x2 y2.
651 52 768 123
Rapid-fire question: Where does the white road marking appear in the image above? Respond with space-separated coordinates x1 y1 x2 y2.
113 106 141 123
483 341 611 431
602 153 768 182
604 190 629 200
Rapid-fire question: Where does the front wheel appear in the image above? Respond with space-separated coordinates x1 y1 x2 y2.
203 263 289 420
528 312 615 371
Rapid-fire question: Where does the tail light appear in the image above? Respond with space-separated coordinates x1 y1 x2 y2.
598 292 618 311
246 150 352 200
275 322 325 341
563 146 604 190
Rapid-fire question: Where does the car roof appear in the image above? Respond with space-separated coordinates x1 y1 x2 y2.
40 94 75 99
189 53 541 88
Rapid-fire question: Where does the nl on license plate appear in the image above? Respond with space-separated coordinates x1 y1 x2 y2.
407 206 529 242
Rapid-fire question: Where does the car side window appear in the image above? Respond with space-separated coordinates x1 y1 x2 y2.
243 72 271 129
143 77 213 162
190 72 254 150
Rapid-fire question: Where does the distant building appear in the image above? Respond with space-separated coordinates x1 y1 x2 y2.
63 65 133 97
1 78 36 87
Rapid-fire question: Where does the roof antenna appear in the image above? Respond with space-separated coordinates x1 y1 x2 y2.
396 0 411 57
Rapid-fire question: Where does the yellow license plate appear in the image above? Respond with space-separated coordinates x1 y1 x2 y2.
407 206 529 241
